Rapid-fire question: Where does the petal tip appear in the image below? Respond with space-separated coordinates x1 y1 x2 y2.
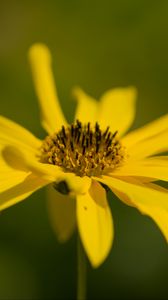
28 43 52 64
89 247 112 268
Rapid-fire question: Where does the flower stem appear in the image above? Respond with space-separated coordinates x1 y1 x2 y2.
77 235 87 300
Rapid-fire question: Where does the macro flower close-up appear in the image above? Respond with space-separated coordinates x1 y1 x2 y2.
1 41 168 276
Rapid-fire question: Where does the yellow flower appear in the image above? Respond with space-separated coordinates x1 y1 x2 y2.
1 44 168 268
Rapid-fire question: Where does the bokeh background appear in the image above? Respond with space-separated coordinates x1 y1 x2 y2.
0 0 168 299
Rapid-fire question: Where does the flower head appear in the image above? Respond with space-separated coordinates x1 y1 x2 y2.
1 43 168 268
40 120 125 177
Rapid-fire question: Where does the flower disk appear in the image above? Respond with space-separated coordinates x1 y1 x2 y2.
40 120 125 177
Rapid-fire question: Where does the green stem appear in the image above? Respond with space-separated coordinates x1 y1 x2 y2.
77 235 87 300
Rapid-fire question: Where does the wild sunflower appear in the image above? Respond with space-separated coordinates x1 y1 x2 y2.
1 44 168 269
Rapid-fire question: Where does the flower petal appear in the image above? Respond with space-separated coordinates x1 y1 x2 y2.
144 182 168 193
73 87 98 125
96 176 168 242
0 173 49 211
0 116 41 151
73 87 137 136
0 160 29 193
122 114 168 148
0 117 41 192
29 44 67 134
77 180 113 268
98 87 137 136
0 141 31 193
127 131 168 159
2 145 92 195
47 185 76 242
111 156 168 182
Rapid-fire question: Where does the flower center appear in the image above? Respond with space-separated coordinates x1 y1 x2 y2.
40 120 125 177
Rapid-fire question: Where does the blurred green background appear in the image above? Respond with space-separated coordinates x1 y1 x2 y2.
0 0 168 299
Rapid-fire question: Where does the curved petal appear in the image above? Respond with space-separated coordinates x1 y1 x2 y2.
47 185 76 242
29 44 67 134
0 140 32 193
73 87 98 125
127 131 168 159
0 173 49 211
143 182 168 193
73 86 137 137
96 175 168 242
77 180 113 268
98 87 137 136
0 159 29 193
0 116 41 152
122 114 168 148
2 145 92 195
0 116 41 193
111 156 168 182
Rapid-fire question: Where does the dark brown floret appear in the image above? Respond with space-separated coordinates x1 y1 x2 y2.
40 120 125 177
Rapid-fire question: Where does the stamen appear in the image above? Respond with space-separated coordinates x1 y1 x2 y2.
77 131 81 143
103 126 110 138
61 126 66 138
90 131 93 145
61 137 66 147
70 140 74 151
71 124 74 137
82 134 85 147
112 130 118 139
106 132 111 143
82 146 86 155
87 122 90 134
40 121 125 177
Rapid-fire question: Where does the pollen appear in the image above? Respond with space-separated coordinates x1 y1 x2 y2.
40 120 125 177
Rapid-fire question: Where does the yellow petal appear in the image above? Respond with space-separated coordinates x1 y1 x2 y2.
73 87 98 125
73 86 137 136
29 44 67 134
77 180 113 268
97 176 168 242
0 116 41 151
144 182 168 193
0 172 28 193
3 145 91 195
62 173 91 195
127 131 168 159
47 185 76 242
111 156 168 182
0 142 31 193
122 114 168 148
0 174 49 211
98 87 137 136
0 160 30 193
